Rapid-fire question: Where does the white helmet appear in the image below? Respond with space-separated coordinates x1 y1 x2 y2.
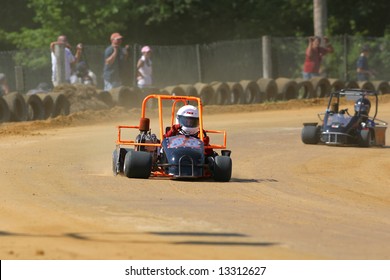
176 105 199 135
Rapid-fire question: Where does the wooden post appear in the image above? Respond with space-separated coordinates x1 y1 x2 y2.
196 44 202 83
262 36 272 79
343 34 349 81
14 66 25 93
54 43 66 85
314 0 327 46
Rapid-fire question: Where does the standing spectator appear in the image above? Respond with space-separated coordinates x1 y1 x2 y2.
302 36 333 79
103 32 129 90
0 73 10 96
50 35 82 87
137 45 153 89
356 45 374 81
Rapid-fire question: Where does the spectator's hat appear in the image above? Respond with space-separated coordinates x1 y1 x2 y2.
141 46 151 53
110 32 123 41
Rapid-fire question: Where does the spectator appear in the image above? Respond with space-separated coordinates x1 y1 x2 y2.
302 36 333 79
103 32 129 90
356 45 374 81
137 45 153 89
0 73 10 96
50 35 82 87
70 61 97 86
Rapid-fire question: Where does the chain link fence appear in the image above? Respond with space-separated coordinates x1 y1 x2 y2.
1 35 389 93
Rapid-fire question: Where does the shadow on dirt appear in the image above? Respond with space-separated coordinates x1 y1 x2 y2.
230 178 278 183
173 241 278 246
1 230 279 247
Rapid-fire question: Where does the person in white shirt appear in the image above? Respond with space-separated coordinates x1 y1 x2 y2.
137 45 153 88
50 35 82 87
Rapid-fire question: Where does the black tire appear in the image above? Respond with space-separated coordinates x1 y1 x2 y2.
123 150 152 179
359 129 373 147
213 156 232 182
50 92 70 117
0 96 11 123
3 92 28 122
24 94 45 121
112 149 119 176
301 125 320 144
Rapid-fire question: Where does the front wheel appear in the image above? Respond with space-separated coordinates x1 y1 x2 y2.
123 150 152 178
301 125 320 144
213 156 232 182
359 129 374 147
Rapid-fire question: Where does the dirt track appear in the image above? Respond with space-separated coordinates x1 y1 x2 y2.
1 97 390 260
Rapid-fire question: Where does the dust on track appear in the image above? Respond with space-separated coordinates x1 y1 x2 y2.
6 96 389 136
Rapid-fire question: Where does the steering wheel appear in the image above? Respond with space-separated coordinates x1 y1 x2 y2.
339 108 348 115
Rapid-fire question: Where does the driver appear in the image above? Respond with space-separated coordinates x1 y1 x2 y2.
354 97 371 116
164 104 213 156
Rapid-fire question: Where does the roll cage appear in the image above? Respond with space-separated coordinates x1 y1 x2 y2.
325 88 378 119
115 94 227 150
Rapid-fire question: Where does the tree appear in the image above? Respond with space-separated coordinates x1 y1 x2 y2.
4 0 134 49
1 0 390 50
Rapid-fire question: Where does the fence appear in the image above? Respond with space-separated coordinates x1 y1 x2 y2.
1 35 389 93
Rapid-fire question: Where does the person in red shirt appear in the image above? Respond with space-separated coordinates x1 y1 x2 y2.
302 36 333 79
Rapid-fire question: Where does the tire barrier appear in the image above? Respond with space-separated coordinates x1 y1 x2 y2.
96 90 114 108
310 77 331 98
37 94 54 119
110 86 141 108
295 78 314 99
227 82 245 104
239 80 261 104
178 84 198 97
257 78 277 102
210 82 231 105
0 96 11 123
328 78 345 92
49 92 70 118
3 78 389 124
194 83 215 106
345 80 359 89
358 81 375 91
3 92 28 122
23 94 45 121
275 78 298 100
372 80 390 94
163 85 186 96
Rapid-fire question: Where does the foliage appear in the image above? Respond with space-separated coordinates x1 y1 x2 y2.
1 0 390 72
1 0 390 48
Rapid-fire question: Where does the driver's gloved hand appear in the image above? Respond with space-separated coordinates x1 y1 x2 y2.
339 109 347 114
172 124 181 130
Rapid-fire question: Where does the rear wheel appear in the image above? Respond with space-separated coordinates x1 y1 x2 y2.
123 150 152 178
213 156 232 182
301 125 320 144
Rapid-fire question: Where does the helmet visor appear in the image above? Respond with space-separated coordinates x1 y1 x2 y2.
355 101 370 114
178 115 199 128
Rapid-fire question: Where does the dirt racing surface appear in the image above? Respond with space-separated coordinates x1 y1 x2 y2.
1 96 390 260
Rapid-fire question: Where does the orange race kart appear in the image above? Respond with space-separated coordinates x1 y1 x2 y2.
112 94 232 181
